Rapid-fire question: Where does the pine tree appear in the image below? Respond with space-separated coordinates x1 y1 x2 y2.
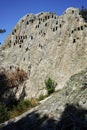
0 29 6 44
80 6 87 22
0 29 6 33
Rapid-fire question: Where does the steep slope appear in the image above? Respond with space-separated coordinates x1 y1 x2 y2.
1 68 87 130
0 7 87 99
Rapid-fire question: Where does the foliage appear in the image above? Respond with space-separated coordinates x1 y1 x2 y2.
0 68 27 90
38 94 48 101
16 100 32 113
45 78 55 95
10 99 39 117
0 29 6 44
8 67 28 87
80 6 87 22
0 29 6 33
0 99 39 123
0 102 10 123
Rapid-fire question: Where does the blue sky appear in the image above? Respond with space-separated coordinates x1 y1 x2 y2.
0 0 87 44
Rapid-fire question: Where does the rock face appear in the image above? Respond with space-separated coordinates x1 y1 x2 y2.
0 7 87 100
0 67 27 105
1 68 87 130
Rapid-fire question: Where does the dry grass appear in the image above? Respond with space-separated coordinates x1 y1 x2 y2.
0 67 27 88
9 98 39 119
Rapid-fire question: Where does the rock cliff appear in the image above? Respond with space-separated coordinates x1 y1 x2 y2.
0 7 87 100
1 68 87 130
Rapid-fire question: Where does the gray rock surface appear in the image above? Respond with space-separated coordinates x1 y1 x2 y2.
0 68 87 130
0 7 87 100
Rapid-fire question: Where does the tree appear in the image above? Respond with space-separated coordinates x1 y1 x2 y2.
80 6 87 22
0 29 6 33
0 29 6 44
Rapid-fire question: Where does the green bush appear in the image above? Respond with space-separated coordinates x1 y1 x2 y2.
0 99 39 123
39 94 45 101
38 94 48 101
16 100 32 113
45 78 55 95
0 102 10 123
80 6 87 22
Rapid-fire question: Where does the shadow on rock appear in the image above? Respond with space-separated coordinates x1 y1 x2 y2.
1 103 87 130
56 104 87 130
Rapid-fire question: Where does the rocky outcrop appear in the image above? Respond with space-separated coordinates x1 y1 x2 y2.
0 67 27 106
0 68 87 130
0 7 87 100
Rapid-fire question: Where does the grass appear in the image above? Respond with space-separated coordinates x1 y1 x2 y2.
0 77 57 123
0 102 10 123
45 77 55 95
9 98 39 118
38 94 49 101
0 99 39 123
0 88 61 123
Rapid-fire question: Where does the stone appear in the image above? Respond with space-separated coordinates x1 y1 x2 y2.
0 68 87 129
0 7 87 101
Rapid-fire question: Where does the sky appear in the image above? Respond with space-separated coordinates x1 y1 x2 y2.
0 0 87 44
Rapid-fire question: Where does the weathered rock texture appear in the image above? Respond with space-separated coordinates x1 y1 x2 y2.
0 68 87 130
0 68 27 105
0 7 87 100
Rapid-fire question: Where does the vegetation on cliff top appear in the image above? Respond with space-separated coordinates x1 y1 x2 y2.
80 6 87 22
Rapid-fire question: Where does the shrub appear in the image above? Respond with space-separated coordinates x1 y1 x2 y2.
0 102 10 123
45 78 55 95
38 94 48 101
0 98 39 123
0 68 27 89
80 6 87 22
8 68 27 87
9 98 39 119
39 94 45 101
16 100 32 113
